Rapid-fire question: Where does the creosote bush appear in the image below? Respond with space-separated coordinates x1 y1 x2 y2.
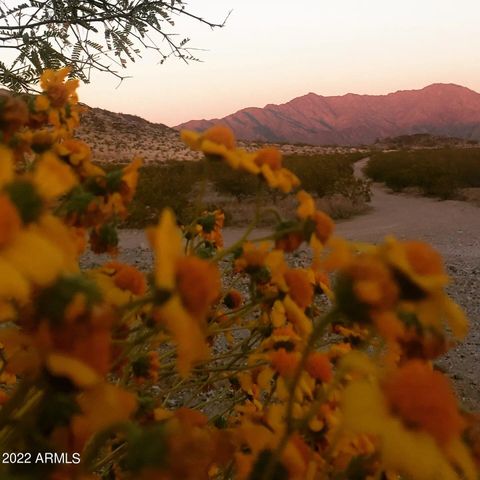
0 69 479 480
123 152 371 228
366 148 480 199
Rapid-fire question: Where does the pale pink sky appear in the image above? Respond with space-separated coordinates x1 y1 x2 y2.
75 0 480 127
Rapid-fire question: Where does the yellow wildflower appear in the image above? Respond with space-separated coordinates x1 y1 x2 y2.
154 295 210 377
105 261 147 296
1 228 66 287
383 361 465 445
120 157 143 203
33 151 78 199
295 190 335 244
342 380 472 480
46 353 101 389
149 208 182 291
296 190 316 219
284 268 314 310
254 147 300 193
234 241 272 272
181 125 256 172
149 209 219 375
176 256 221 318
72 383 137 451
196 209 225 248
37 67 80 129
283 295 313 338
381 236 449 294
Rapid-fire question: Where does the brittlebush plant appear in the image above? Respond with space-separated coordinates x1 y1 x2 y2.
0 68 478 480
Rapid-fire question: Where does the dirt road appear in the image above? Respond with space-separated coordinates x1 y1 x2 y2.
335 158 480 257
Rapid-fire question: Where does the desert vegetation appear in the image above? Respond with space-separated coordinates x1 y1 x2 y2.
122 152 371 228
366 148 480 199
374 133 479 149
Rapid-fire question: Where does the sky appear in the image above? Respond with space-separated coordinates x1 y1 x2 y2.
72 0 480 126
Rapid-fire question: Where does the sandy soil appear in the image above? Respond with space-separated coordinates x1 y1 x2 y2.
82 158 480 410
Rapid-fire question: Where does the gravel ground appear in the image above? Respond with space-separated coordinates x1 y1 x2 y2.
81 158 480 411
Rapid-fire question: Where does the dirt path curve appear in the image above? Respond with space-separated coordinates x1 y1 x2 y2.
334 158 480 258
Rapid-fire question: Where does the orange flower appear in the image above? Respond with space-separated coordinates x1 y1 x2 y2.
0 195 22 248
174 407 209 427
284 269 313 310
234 241 271 272
275 232 304 253
296 190 316 219
306 352 333 382
312 211 334 244
380 236 449 293
203 125 236 150
270 348 299 377
383 360 465 444
104 261 147 296
176 256 221 319
72 383 137 451
403 241 444 277
254 147 283 170
296 190 334 244
372 311 405 342
342 256 399 312
181 125 236 154
121 157 143 203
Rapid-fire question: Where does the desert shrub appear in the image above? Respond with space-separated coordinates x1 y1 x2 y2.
123 152 371 228
366 148 480 198
207 160 265 199
285 152 368 197
123 161 203 227
1 69 476 480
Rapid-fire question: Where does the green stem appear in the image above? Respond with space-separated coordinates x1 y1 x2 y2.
260 309 336 480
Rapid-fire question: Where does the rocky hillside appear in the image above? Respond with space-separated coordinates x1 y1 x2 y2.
77 106 203 163
176 83 480 146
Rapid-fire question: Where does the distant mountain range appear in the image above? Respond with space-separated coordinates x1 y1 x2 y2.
175 84 480 146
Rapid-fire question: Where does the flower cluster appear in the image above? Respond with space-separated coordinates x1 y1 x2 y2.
0 70 478 480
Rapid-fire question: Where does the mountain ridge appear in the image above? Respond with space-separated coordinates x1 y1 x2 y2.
175 83 480 145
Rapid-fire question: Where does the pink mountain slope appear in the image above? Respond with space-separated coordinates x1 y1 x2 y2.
175 84 480 146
